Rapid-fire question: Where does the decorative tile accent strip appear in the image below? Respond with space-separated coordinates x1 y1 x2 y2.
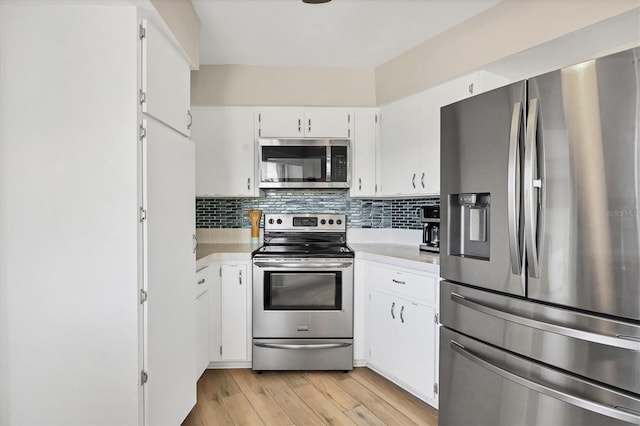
196 190 439 229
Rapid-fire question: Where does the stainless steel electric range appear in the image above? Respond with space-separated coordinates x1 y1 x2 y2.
252 213 354 372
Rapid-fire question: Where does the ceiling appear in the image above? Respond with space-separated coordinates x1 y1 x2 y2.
192 0 500 68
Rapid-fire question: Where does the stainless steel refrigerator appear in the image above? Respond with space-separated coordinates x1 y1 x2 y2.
439 47 640 425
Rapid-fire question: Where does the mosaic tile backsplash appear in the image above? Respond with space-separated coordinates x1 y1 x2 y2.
196 190 439 230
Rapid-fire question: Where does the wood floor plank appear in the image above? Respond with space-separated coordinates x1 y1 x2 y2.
335 377 417 425
221 393 265 426
196 374 235 426
351 367 438 425
279 371 312 389
230 369 294 426
206 369 243 400
294 383 357 426
304 371 360 411
344 405 386 426
256 372 325 426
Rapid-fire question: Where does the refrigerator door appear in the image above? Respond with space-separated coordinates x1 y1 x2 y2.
441 81 526 296
526 47 640 321
439 327 640 426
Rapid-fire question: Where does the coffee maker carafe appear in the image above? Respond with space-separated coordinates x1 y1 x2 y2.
420 206 440 252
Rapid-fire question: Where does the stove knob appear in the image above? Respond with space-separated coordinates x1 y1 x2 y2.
320 219 326 225
276 218 283 225
328 219 334 225
268 218 274 224
336 219 342 225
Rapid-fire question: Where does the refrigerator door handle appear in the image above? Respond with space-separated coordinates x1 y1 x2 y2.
507 101 523 276
524 98 542 278
449 339 640 424
450 291 640 351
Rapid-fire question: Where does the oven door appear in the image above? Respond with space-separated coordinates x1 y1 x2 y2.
252 258 354 338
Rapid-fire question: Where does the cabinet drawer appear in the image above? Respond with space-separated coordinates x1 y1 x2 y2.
370 264 437 305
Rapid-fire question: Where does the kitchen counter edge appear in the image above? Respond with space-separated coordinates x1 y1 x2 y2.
196 243 439 274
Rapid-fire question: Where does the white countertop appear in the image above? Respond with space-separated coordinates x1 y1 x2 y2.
196 242 439 273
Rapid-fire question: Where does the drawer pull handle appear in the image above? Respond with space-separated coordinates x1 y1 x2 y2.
391 302 395 319
197 278 206 285
392 279 406 285
400 305 405 323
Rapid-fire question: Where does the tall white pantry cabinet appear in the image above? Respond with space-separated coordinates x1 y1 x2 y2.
0 2 196 425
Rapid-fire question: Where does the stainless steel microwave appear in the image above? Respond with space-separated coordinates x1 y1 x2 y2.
257 139 350 189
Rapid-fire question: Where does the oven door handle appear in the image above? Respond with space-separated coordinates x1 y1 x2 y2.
254 342 352 350
253 261 353 269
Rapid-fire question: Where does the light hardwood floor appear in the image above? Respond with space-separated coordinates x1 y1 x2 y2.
182 367 438 426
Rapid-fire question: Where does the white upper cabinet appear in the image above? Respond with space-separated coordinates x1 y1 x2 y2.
350 108 379 197
141 20 191 137
378 71 510 197
379 94 421 196
191 107 259 197
256 107 352 138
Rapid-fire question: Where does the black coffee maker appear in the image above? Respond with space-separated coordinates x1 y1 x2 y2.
419 206 440 253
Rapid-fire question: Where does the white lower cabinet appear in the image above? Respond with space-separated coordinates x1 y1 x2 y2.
195 266 212 377
365 260 439 408
209 261 252 366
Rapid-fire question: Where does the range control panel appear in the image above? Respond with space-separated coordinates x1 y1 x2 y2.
264 213 346 232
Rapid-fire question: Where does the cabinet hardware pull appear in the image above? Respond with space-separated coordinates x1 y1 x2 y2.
197 278 206 285
421 172 425 188
392 279 406 285
192 234 197 254
412 173 416 188
247 177 251 190
400 305 405 323
298 118 301 133
359 178 362 191
187 110 193 130
308 118 311 133
391 302 395 319
239 270 242 285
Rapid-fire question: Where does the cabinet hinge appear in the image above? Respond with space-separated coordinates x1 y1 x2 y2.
139 24 146 40
434 382 439 395
139 89 146 105
140 289 148 304
434 313 439 324
141 370 148 385
139 207 147 223
139 122 147 141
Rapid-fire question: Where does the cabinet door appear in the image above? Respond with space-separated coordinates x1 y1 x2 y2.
256 107 304 138
144 119 196 425
350 108 378 197
304 108 352 138
395 301 437 402
195 267 212 376
141 20 190 136
418 97 440 195
379 96 420 195
221 264 248 360
368 290 400 374
191 107 257 197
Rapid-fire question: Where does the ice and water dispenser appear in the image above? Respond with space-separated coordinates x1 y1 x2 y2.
448 193 491 260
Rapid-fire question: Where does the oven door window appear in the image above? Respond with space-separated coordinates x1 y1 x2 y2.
260 146 327 183
264 271 342 310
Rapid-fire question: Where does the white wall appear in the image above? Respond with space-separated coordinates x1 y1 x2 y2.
0 3 140 424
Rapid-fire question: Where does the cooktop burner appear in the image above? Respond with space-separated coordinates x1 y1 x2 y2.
253 213 353 259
